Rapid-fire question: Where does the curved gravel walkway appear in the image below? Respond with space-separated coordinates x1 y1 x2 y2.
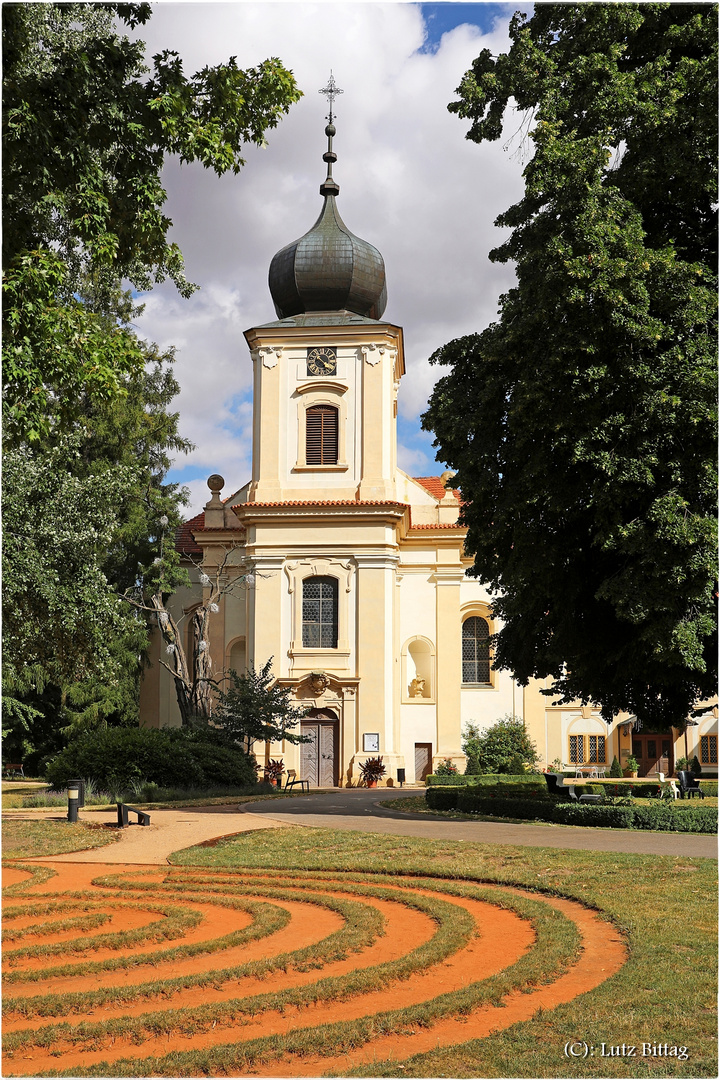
7 805 286 865
6 788 716 863
239 788 718 858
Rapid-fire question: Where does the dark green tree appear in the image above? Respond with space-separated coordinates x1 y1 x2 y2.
3 2 301 293
423 3 717 728
462 716 539 775
212 660 310 749
2 3 301 760
2 2 301 441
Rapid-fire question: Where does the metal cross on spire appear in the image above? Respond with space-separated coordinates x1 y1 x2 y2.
318 71 343 123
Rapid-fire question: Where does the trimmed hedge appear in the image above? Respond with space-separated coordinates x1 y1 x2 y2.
45 727 258 791
425 788 717 832
426 788 459 811
700 780 718 796
426 773 543 787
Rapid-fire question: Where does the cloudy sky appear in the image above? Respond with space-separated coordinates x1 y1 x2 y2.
130 2 532 514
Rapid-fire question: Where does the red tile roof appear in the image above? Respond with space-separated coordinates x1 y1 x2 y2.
413 476 461 501
408 522 465 530
175 511 205 555
175 509 244 554
241 500 408 508
177 478 462 554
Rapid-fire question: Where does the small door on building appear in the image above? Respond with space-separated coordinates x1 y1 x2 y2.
414 742 433 783
301 709 338 788
632 734 673 777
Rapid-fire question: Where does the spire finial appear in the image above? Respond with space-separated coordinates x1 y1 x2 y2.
318 71 342 198
318 71 343 124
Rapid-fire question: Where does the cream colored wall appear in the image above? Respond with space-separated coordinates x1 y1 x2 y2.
244 323 403 505
400 704 436 782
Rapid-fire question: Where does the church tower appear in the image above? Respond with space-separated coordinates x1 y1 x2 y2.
235 77 409 785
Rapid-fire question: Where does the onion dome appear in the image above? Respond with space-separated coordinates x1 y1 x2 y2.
268 86 387 321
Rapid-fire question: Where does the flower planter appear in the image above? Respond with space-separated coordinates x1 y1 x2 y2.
367 780 377 788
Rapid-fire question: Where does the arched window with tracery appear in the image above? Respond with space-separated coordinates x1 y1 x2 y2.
462 616 490 684
302 576 338 648
306 405 338 465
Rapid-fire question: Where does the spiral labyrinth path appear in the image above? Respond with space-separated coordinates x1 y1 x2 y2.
2 859 626 1077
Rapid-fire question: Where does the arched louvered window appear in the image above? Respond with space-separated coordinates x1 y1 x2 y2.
462 616 490 684
302 577 338 648
306 405 339 465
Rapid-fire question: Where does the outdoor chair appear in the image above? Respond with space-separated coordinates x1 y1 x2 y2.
117 803 151 827
542 772 567 797
668 780 680 800
567 786 603 804
677 771 705 799
284 769 310 793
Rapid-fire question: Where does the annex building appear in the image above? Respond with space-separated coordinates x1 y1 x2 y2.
140 109 718 786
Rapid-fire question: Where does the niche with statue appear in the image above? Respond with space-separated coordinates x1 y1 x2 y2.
403 637 435 701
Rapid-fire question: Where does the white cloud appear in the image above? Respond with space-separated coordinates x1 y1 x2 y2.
130 2 527 515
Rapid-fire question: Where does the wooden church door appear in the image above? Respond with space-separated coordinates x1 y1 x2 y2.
300 710 338 787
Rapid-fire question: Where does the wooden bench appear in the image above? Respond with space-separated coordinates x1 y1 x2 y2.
2 764 25 779
117 803 151 827
284 769 310 793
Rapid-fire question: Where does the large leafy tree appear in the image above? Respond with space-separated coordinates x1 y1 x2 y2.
423 4 717 727
2 2 301 441
3 2 301 293
2 3 301 762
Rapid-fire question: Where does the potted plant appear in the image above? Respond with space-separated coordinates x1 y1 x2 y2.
264 759 284 787
359 756 386 788
623 755 639 779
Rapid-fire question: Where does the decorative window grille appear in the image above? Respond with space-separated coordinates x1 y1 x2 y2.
302 577 338 648
700 735 717 765
461 617 490 683
588 735 606 763
569 735 583 764
306 405 339 465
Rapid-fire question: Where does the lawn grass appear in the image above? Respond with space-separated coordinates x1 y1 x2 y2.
1 818 121 858
2 790 314 813
166 827 718 1078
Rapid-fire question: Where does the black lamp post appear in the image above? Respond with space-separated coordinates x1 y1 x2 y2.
67 781 81 823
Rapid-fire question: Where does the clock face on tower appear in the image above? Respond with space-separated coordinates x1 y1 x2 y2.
306 346 337 376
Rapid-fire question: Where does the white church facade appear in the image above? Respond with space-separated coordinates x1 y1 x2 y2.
139 102 718 786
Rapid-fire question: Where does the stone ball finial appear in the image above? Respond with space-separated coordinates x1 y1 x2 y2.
207 474 225 492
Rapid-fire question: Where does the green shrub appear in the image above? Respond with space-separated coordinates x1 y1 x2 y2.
691 755 702 776
461 716 539 775
550 803 637 829
609 755 623 777
425 774 477 787
469 773 544 786
466 780 548 800
433 792 717 833
425 788 459 811
44 727 258 792
435 758 459 776
699 780 718 796
426 772 541 787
